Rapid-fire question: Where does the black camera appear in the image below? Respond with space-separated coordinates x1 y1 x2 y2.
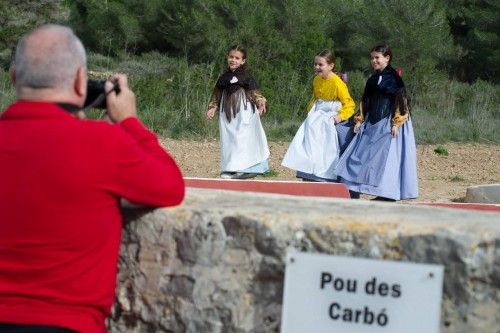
83 80 120 109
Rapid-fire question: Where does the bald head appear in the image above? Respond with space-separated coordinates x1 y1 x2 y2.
14 24 87 96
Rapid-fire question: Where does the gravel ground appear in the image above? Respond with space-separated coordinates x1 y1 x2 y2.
159 138 500 203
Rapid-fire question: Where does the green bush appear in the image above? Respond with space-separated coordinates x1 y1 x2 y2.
0 69 15 111
449 175 465 182
1 53 498 144
433 145 449 156
412 77 499 143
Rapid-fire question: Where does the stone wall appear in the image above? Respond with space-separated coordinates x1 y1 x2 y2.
109 188 500 333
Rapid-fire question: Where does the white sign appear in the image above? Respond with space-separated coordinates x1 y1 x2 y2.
281 252 444 333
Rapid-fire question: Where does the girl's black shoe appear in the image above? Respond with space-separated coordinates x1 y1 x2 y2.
371 196 396 202
349 190 360 199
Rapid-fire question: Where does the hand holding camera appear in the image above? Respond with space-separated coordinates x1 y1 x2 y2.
84 74 137 123
104 74 137 123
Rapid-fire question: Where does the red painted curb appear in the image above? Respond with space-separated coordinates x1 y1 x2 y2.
416 202 500 213
184 177 351 198
184 178 500 213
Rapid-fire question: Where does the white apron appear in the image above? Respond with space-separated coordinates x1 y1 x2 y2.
282 100 341 179
219 92 270 172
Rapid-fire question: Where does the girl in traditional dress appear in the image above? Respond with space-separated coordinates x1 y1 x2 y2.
206 45 270 179
282 50 355 182
336 44 418 200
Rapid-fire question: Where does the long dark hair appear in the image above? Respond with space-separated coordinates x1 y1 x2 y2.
228 45 247 60
361 44 410 117
371 44 392 63
226 45 248 73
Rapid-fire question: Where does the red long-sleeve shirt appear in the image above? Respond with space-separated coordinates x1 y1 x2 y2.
0 101 185 332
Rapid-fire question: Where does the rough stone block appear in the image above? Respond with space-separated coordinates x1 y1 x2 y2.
465 184 500 204
109 188 500 333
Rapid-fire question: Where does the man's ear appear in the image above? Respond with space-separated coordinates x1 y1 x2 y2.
75 66 87 98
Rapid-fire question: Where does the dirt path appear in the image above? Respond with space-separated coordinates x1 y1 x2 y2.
160 138 499 203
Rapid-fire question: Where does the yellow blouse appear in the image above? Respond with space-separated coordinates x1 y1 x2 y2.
306 74 355 121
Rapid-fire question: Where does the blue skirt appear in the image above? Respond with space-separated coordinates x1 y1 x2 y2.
336 118 356 155
335 116 418 200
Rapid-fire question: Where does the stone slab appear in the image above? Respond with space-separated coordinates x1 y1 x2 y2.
110 188 500 333
465 184 500 204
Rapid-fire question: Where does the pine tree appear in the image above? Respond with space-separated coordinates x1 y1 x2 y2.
328 0 453 74
66 0 142 56
446 0 500 82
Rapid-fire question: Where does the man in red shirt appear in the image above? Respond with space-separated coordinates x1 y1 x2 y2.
0 25 185 332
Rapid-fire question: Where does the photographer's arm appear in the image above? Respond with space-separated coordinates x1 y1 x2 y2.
114 119 185 207
104 74 184 207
